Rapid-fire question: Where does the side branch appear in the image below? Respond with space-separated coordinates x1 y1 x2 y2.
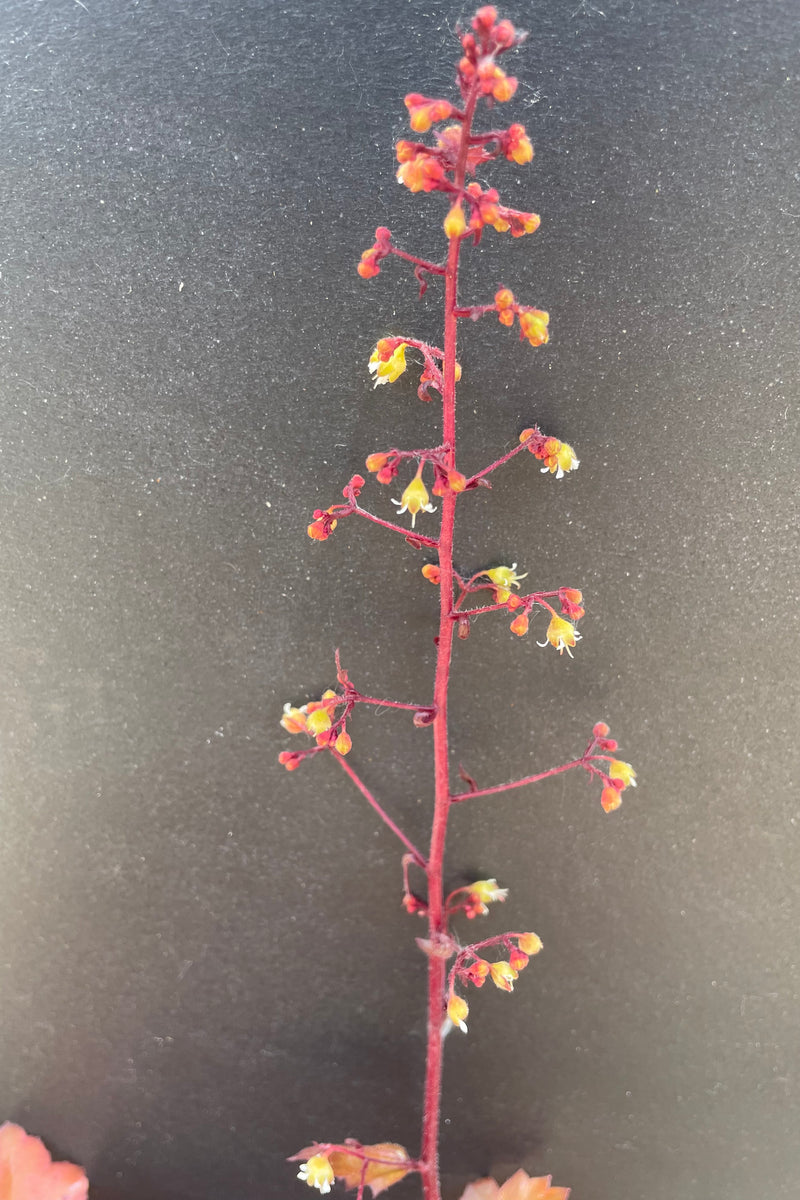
464 438 530 487
450 757 586 802
353 504 439 548
331 749 427 867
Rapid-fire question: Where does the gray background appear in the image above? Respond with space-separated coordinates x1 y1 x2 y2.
1 0 798 1197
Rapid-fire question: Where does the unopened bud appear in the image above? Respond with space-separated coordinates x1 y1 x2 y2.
413 707 436 727
601 787 622 813
447 993 469 1033
517 932 543 956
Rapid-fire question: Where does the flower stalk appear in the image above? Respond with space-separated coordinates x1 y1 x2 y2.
283 9 635 1200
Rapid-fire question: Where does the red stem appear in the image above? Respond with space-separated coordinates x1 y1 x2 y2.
353 505 439 548
465 437 530 486
356 695 432 713
449 757 586 803
331 749 427 866
389 246 446 275
419 78 481 1200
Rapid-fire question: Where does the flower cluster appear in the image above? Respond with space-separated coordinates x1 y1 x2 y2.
589 722 638 812
357 226 393 279
457 6 524 102
465 186 541 239
377 10 542 246
447 877 509 920
494 288 550 345
447 931 543 1034
519 426 580 477
306 474 366 542
279 688 352 769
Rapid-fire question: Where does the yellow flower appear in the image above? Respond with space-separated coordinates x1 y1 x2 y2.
482 563 527 603
298 1155 335 1194
306 708 332 736
392 471 436 528
368 340 408 387
538 614 581 657
609 760 637 788
447 993 469 1033
488 961 518 992
469 879 509 907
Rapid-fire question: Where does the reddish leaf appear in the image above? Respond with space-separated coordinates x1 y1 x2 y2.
329 1143 412 1196
0 1123 88 1200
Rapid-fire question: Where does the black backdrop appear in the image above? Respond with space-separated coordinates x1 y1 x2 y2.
1 1 799 1198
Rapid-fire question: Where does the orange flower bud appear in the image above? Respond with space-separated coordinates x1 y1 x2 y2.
593 721 610 738
307 514 337 541
357 254 380 279
395 139 416 162
279 751 303 772
404 93 454 133
334 730 352 756
506 594 523 611
421 564 441 584
518 932 543 956
601 787 622 813
509 947 529 972
464 958 491 987
366 452 390 472
447 469 467 492
510 612 529 637
505 123 534 165
495 287 515 309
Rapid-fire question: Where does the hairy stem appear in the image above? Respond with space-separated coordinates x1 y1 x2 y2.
419 78 480 1200
331 750 427 866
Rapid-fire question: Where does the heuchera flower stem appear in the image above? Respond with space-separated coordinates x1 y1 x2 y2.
332 749 427 867
419 77 481 1200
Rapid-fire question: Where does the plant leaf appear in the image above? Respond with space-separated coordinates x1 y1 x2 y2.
329 1143 412 1196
